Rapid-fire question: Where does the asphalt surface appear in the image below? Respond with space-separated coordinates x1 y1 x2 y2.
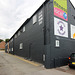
56 66 75 75
0 51 74 75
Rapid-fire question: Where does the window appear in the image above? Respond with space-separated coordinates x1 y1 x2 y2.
11 38 13 42
12 48 13 51
23 26 25 32
20 43 23 49
18 31 20 36
33 15 37 24
72 15 75 19
15 34 17 38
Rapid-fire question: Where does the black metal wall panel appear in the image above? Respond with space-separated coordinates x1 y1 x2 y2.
8 0 75 69
5 44 8 53
13 6 45 63
45 0 75 68
9 41 13 54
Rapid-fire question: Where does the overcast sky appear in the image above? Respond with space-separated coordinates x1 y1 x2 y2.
0 0 75 40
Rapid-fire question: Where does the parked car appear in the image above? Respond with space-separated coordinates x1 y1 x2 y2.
68 53 75 68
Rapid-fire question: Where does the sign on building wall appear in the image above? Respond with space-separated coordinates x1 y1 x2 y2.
38 11 43 25
55 40 60 47
71 24 75 39
53 0 68 21
54 17 68 37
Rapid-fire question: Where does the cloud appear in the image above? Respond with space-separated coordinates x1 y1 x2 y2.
0 0 74 40
0 0 45 40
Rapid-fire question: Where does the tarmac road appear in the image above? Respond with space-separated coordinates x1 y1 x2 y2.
0 51 74 75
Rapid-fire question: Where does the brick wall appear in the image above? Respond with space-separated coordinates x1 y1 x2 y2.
0 41 6 49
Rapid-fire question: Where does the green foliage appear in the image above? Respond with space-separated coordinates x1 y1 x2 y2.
0 39 4 43
5 39 10 43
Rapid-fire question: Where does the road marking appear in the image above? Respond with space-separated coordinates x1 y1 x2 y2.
6 53 40 67
0 50 5 51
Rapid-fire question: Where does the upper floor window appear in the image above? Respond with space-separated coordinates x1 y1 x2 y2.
18 31 20 36
72 15 75 19
23 26 25 32
11 38 13 42
12 48 13 51
20 43 23 50
33 15 37 24
15 34 17 38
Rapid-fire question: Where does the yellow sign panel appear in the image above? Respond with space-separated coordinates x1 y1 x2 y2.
71 25 75 39
53 0 67 13
73 33 75 39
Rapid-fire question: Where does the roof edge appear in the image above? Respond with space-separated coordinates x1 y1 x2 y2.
69 0 75 10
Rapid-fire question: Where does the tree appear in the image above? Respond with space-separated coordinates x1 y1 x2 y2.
5 39 10 43
0 39 4 42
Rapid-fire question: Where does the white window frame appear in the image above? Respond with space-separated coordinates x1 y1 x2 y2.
23 26 26 32
15 34 17 38
18 31 20 36
12 48 13 51
20 43 23 50
33 15 37 24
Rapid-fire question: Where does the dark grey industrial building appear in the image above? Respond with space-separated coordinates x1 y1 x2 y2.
5 0 75 68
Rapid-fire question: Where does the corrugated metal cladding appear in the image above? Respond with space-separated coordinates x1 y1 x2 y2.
5 0 75 68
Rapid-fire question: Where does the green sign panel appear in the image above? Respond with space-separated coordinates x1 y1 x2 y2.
53 0 68 21
54 0 67 13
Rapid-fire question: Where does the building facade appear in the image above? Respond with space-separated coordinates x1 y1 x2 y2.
0 41 6 50
5 42 9 53
5 0 75 68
